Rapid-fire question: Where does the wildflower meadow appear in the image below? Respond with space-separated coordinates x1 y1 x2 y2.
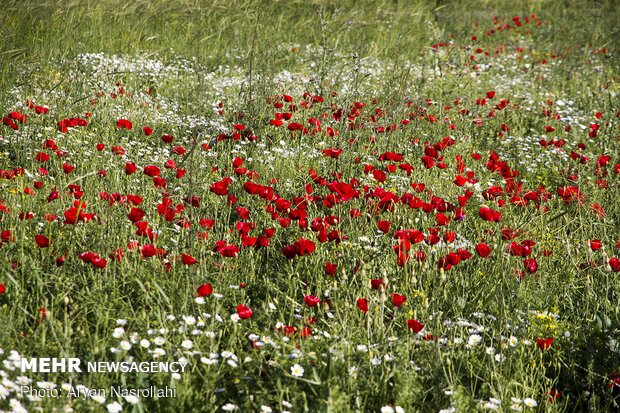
0 0 618 411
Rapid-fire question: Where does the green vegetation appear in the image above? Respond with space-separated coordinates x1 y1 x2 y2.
0 0 618 412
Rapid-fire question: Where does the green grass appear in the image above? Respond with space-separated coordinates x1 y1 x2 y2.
0 0 619 412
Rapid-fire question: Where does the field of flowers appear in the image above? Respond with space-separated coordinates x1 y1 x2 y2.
0 0 618 411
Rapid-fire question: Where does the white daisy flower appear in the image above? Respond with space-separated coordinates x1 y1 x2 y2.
181 340 193 349
124 394 139 404
152 348 166 357
468 334 482 347
106 401 122 412
291 364 304 377
0 385 10 399
92 394 106 403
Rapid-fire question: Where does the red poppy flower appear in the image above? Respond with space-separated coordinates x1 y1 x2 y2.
210 179 230 196
109 248 124 261
197 284 213 297
421 155 435 169
199 219 215 229
437 252 454 267
36 152 50 162
79 251 97 263
92 258 107 268
143 165 161 177
370 278 385 290
373 169 386 182
182 253 198 265
297 238 315 255
589 240 602 251
377 220 391 234
523 258 538 273
436 213 450 226
116 119 132 129
219 245 239 257
111 146 126 155
235 207 250 219
125 163 138 175
396 250 410 267
141 244 156 258
546 389 562 402
444 231 456 243
407 319 425 333
0 283 5 294
325 262 337 276
236 304 253 319
391 293 407 307
143 127 154 135
322 148 343 158
536 337 553 350
127 208 145 222
35 235 49 248
454 175 467 186
479 207 501 222
304 295 320 307
474 243 491 258
357 298 368 313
